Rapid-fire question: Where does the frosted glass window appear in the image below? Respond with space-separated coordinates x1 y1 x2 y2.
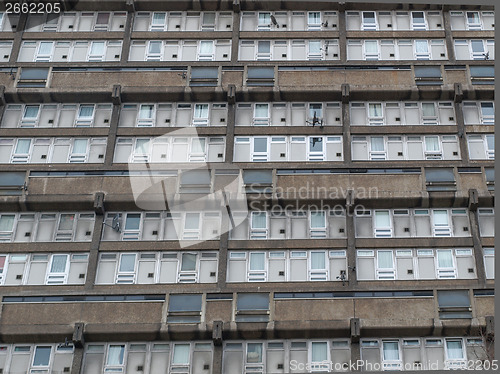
96 13 110 25
139 105 154 119
486 135 494 151
191 138 205 153
365 41 378 53
437 250 453 268
249 253 265 270
107 345 125 366
258 41 270 53
311 252 326 269
254 138 267 152
119 254 136 272
0 215 15 231
33 346 51 366
203 13 216 25
15 139 31 154
73 139 88 154
312 342 328 362
309 41 321 53
363 12 376 25
125 214 141 231
422 103 435 117
148 41 162 54
433 210 448 226
152 13 166 25
481 102 494 117
194 104 209 118
173 344 190 364
181 253 197 271
58 214 75 230
251 212 267 229
255 104 269 118
78 105 94 118
471 40 484 53
200 41 213 54
311 212 326 228
369 103 382 117
185 213 200 230
412 12 425 24
383 342 399 360
38 42 53 56
466 12 480 25
415 40 429 53
24 106 39 119
446 340 464 359
371 137 384 151
50 254 67 273
90 42 105 56
310 137 323 152
247 343 263 363
378 251 393 269
425 136 440 151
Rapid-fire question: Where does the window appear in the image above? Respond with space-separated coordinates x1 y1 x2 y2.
445 340 466 369
485 168 494 191
484 248 494 279
437 290 471 319
425 168 456 191
247 67 274 86
415 66 442 85
362 12 377 30
17 68 49 88
167 294 202 323
236 293 269 322
179 170 211 193
382 341 401 370
243 170 272 193
467 134 494 160
105 345 125 372
190 67 218 86
470 66 494 85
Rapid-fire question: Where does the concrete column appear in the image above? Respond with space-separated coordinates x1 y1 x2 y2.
468 190 487 286
8 12 27 64
442 6 456 63
85 193 105 289
104 85 121 166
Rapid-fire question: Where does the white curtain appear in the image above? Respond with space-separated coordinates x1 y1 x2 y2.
90 42 105 56
422 103 435 117
191 138 206 153
433 210 448 226
148 41 162 54
369 104 382 117
200 41 213 54
467 12 480 24
203 13 216 25
78 105 94 118
309 104 322 118
437 250 453 268
365 41 378 54
311 342 328 362
309 41 322 54
258 13 270 25
173 344 190 364
308 12 321 25
251 212 267 229
415 40 429 53
255 104 269 118
38 42 53 55
184 213 200 230
378 251 393 269
446 340 464 359
374 211 390 228
383 342 400 360
247 343 263 363
139 105 154 119
258 41 271 53
152 12 166 25
250 253 265 270
311 252 326 270
0 215 15 231
425 136 440 152
106 345 125 366
72 139 88 154
135 139 149 154
371 137 384 151
50 254 68 273
194 104 209 118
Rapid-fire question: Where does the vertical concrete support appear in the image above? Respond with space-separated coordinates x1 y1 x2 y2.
468 189 486 286
454 83 469 163
341 83 351 167
85 192 105 289
8 13 27 64
338 5 347 64
346 189 357 286
70 323 85 374
120 0 135 63
442 6 456 63
231 0 241 63
225 84 236 163
350 318 361 371
104 85 122 166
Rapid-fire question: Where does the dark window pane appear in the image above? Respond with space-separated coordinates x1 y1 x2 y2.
485 168 494 182
414 66 441 78
191 67 218 79
470 66 494 77
180 170 211 185
237 293 269 310
243 170 272 184
0 172 25 187
248 67 274 79
425 168 455 182
19 68 49 80
438 290 470 308
169 294 202 312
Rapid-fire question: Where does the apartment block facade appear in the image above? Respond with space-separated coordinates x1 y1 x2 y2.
0 0 495 373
